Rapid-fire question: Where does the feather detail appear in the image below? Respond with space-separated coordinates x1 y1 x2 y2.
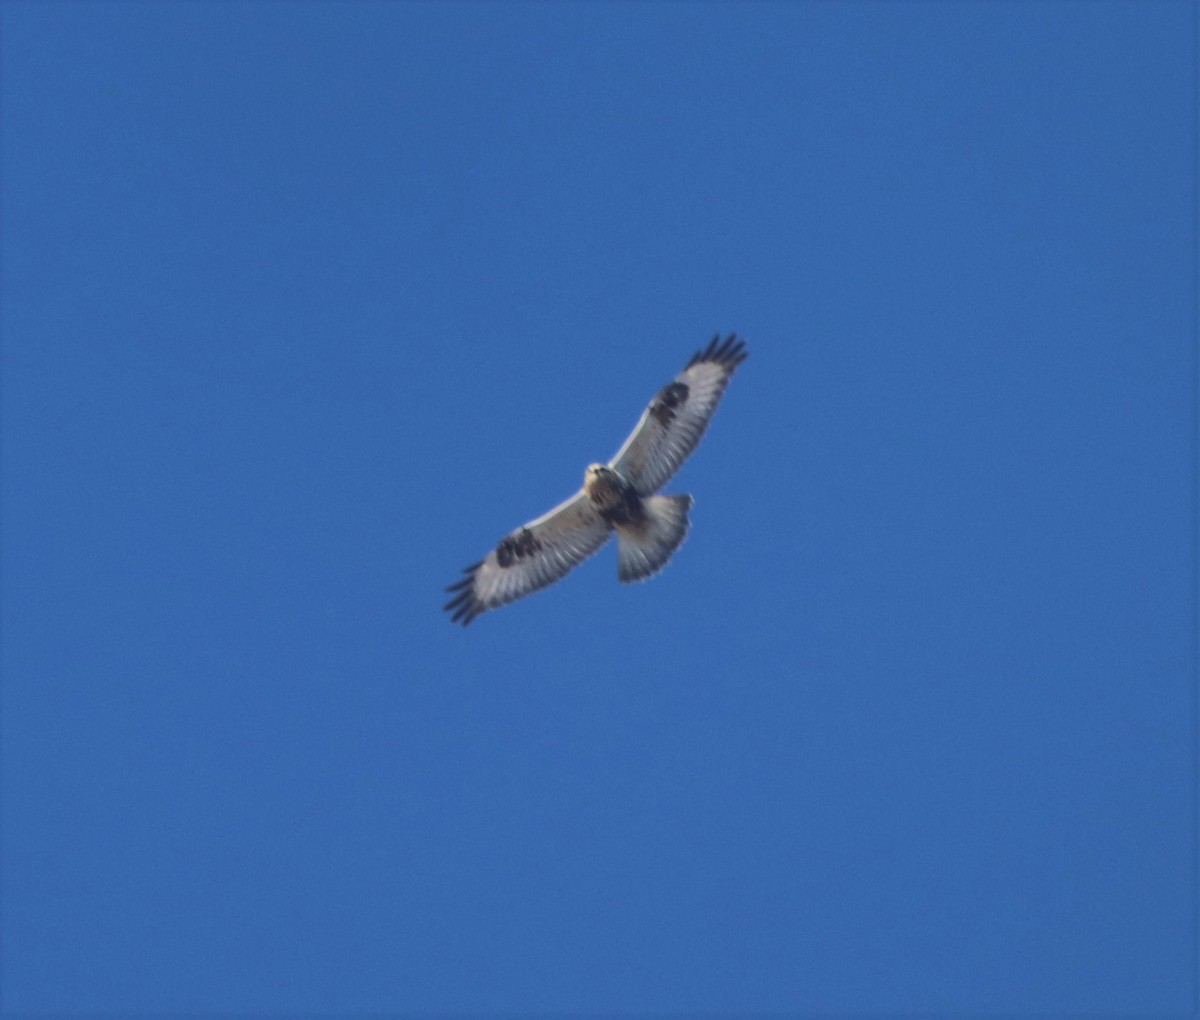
609 334 747 496
443 490 611 626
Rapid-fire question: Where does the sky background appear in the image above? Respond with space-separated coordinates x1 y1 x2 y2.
1 2 1195 1016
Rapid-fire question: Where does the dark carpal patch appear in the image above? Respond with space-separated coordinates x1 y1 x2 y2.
496 527 541 568
649 381 689 426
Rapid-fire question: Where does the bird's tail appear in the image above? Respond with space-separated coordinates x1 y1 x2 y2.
616 494 692 583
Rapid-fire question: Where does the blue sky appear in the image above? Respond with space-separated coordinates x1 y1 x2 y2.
1 1 1195 1015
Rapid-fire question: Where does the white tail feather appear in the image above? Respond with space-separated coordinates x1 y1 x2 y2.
616 494 692 583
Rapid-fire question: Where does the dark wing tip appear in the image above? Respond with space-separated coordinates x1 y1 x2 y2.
687 332 748 369
443 562 485 625
443 560 484 593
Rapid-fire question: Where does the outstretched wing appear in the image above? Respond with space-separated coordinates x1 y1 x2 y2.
443 490 612 625
609 334 748 496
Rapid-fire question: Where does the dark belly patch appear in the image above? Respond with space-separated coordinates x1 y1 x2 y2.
649 381 689 427
496 527 541 568
597 486 646 529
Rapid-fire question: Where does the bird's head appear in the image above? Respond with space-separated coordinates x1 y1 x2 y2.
584 463 610 489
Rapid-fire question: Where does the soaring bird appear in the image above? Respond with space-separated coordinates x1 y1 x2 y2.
444 334 748 625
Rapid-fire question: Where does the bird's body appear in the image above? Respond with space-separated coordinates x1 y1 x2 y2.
583 464 631 513
584 464 643 527
444 334 748 625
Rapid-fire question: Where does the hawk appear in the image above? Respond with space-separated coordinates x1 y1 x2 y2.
444 333 748 625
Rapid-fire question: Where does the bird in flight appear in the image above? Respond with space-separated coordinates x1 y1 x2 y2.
444 333 748 625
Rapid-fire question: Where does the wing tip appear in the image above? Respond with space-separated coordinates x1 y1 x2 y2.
687 332 748 370
443 562 486 626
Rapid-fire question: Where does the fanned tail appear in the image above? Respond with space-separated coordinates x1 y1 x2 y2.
616 494 692 583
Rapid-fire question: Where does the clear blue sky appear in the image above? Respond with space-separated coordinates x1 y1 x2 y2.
2 2 1195 1015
